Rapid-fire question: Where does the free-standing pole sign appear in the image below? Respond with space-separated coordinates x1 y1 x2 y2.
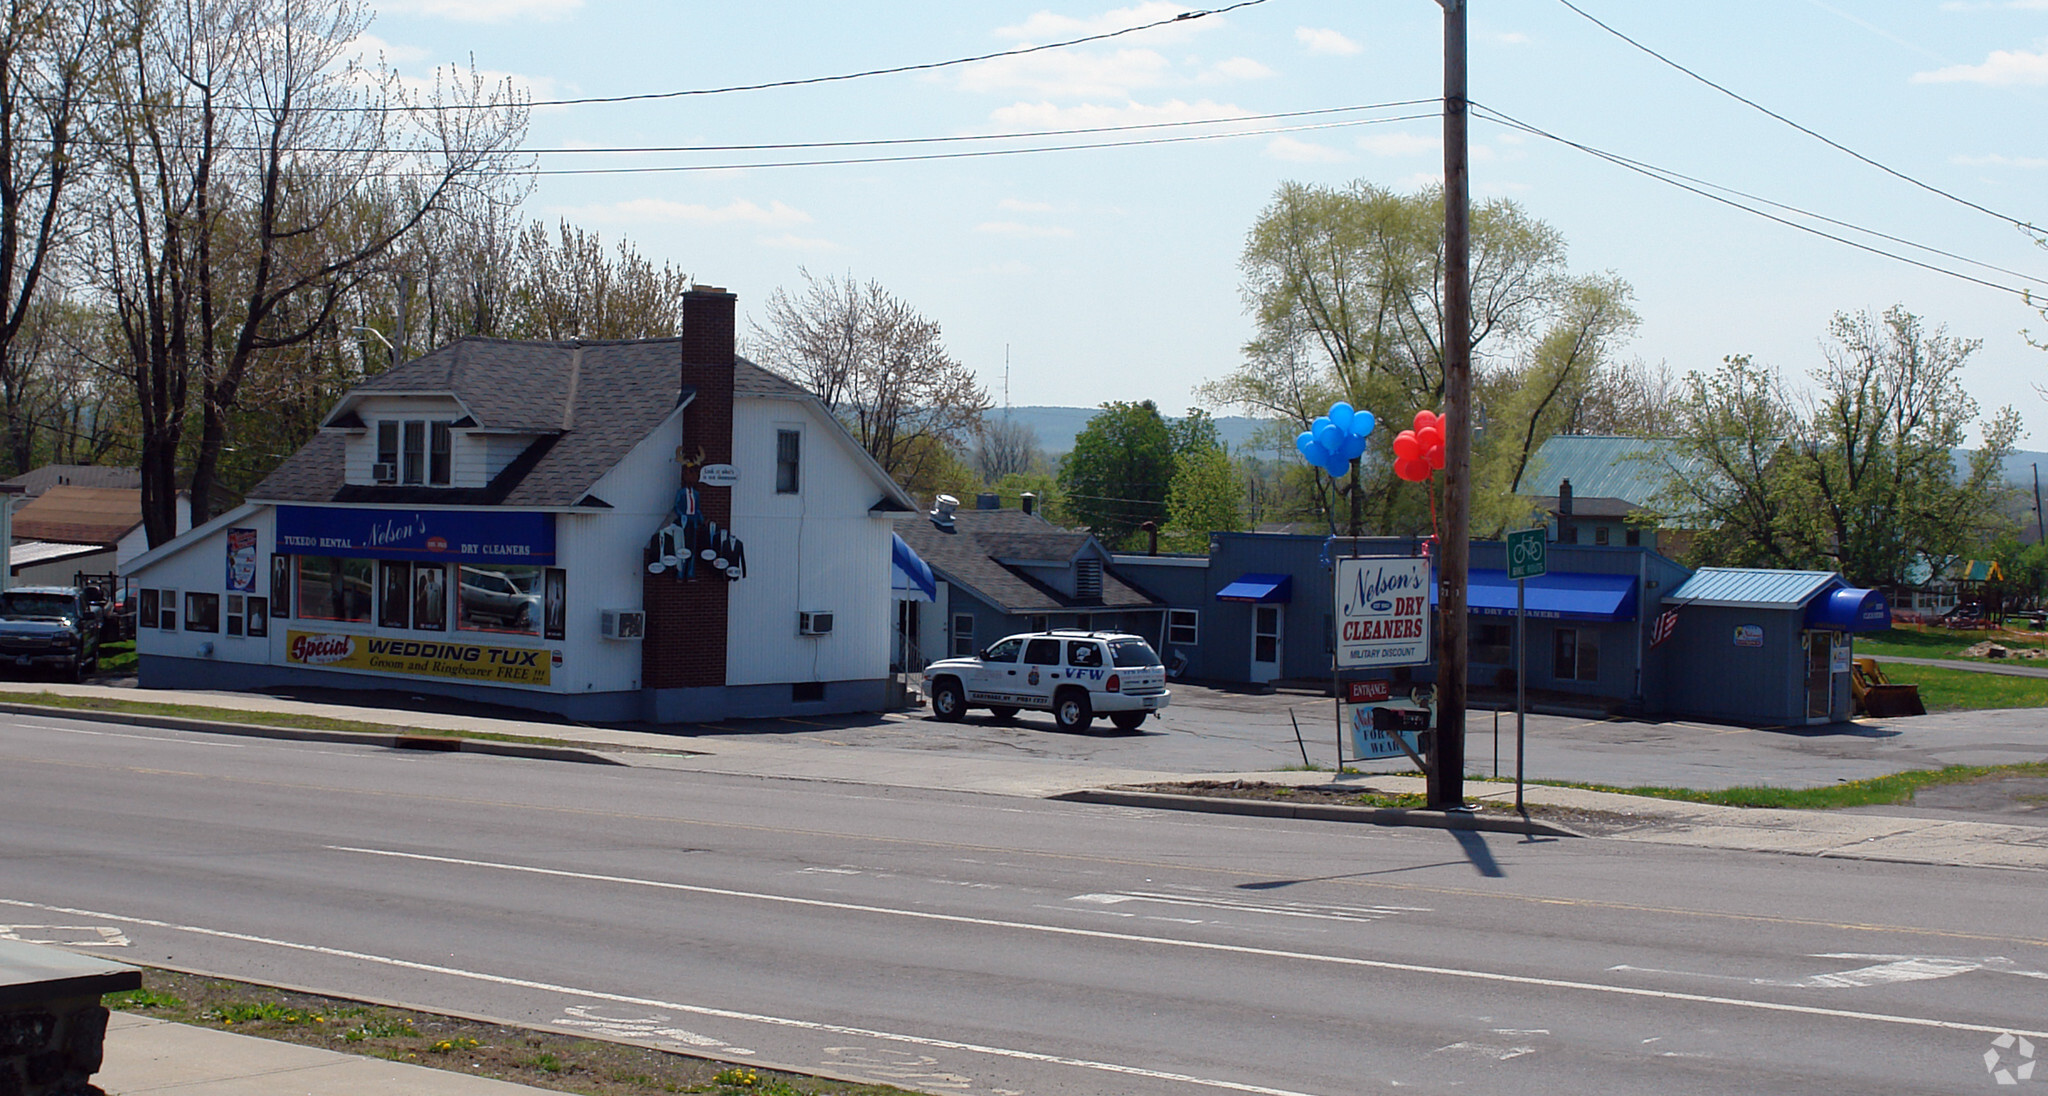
1505 526 1546 814
1334 556 1431 669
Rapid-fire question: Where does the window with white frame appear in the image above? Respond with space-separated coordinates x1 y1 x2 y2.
1166 608 1199 646
376 419 454 486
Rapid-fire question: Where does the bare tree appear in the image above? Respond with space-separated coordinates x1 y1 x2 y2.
973 414 1041 483
750 270 989 495
86 0 529 543
0 0 95 475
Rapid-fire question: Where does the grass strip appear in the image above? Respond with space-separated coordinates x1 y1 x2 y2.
1872 664 2048 712
1528 761 2048 810
0 690 588 750
108 967 904 1096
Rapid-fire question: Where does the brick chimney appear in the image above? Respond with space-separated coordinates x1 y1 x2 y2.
644 286 738 692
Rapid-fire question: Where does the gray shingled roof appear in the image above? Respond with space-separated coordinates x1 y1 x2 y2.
893 508 1161 613
3 464 141 497
252 338 802 509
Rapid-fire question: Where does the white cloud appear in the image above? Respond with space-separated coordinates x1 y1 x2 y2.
375 0 582 21
1494 31 1529 45
1264 136 1350 163
976 260 1036 276
551 198 813 228
976 221 1076 238
998 2 1213 44
1203 56 1274 82
342 32 430 66
959 47 1172 98
1295 27 1361 55
1357 132 1438 158
1953 152 2048 167
1913 46 2048 84
987 97 1253 128
999 198 1058 212
758 234 845 252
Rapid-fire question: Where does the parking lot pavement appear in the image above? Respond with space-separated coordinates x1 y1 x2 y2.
675 683 2048 794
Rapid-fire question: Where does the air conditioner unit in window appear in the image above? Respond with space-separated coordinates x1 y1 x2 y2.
371 462 397 484
797 610 834 636
600 609 645 640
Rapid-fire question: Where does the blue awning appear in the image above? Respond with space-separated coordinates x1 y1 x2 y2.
1444 569 1638 622
891 533 937 601
1805 586 1890 632
1217 572 1293 603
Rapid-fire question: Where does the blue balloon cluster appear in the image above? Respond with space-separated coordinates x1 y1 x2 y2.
1294 401 1376 478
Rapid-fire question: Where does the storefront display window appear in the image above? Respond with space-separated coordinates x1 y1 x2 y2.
185 592 220 633
414 565 448 631
297 556 373 622
379 561 412 629
458 564 542 635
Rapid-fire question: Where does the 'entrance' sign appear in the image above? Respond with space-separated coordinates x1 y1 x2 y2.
1334 556 1431 669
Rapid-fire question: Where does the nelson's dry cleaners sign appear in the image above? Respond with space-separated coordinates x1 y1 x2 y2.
1335 556 1431 669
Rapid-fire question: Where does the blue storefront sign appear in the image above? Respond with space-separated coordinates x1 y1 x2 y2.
275 506 555 566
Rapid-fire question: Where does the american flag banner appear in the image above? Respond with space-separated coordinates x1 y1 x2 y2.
1650 607 1680 649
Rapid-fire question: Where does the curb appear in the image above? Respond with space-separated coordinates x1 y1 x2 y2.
0 701 625 766
1053 788 1583 837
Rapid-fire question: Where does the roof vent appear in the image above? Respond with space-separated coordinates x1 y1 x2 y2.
976 492 1000 510
930 493 959 531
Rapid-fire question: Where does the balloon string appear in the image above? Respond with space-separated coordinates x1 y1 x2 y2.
1429 477 1440 541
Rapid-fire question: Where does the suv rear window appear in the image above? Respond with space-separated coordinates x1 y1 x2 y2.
1109 638 1161 668
1066 641 1102 667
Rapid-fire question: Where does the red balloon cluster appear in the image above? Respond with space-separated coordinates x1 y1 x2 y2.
1391 410 1448 483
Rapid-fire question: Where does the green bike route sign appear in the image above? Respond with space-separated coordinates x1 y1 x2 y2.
1507 527 1546 581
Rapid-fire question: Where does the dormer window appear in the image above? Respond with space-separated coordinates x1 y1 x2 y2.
375 419 453 485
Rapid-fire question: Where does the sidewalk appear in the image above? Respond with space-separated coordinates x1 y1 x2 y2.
101 1012 559 1095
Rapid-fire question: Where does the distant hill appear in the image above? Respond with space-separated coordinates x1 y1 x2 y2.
997 406 1275 456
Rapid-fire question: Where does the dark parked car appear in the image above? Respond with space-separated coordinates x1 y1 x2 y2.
102 585 137 643
1939 603 1990 629
0 585 102 681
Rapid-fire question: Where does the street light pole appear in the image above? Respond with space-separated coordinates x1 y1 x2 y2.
1432 0 1471 810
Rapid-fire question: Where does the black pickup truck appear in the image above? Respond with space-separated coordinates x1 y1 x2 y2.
0 585 102 681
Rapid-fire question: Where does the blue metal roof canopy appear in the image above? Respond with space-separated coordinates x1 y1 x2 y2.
1216 573 1293 603
1435 569 1639 621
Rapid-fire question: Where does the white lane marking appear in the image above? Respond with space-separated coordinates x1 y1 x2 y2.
0 924 128 946
1432 1040 1536 1061
20 723 247 748
823 1046 976 1090
1068 891 1428 923
0 897 1332 1096
1612 954 2048 989
556 1004 753 1055
321 844 2048 1041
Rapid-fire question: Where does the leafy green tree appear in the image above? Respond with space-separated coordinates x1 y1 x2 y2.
1164 444 1244 551
1200 180 1638 537
1059 400 1173 547
1654 308 2018 586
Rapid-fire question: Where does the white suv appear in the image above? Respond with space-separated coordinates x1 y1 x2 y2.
923 630 1171 732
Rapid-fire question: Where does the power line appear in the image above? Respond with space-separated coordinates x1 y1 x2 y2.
49 100 1433 157
1474 103 2043 300
516 113 1437 177
87 0 1276 115
1554 0 2042 235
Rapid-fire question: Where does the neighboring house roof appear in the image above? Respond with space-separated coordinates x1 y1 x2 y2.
251 337 894 511
1519 436 1706 508
1956 559 2004 583
8 540 111 570
10 485 142 546
1666 567 1840 609
2 464 141 497
893 507 1162 614
1529 494 1638 520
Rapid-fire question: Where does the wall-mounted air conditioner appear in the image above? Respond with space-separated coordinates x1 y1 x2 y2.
798 610 834 636
600 609 645 640
372 462 397 484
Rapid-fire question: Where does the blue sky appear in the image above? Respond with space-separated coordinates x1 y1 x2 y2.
360 0 2048 445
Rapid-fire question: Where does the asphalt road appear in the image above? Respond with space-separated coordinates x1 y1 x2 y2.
5 709 2046 1095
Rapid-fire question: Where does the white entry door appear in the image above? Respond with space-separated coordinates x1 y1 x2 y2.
1251 604 1283 683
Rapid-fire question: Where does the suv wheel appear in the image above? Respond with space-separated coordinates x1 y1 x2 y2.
988 706 1019 722
1052 688 1092 732
1110 711 1147 733
931 678 967 723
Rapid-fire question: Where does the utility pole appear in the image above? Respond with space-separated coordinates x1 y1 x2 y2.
2033 463 2042 544
1431 0 1471 811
